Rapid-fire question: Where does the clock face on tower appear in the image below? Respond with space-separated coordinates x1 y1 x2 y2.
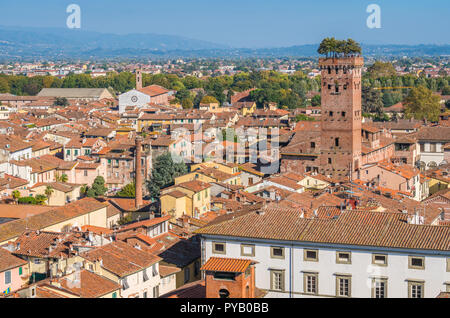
131 96 138 103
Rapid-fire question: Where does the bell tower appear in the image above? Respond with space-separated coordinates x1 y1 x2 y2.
136 69 143 90
319 56 364 180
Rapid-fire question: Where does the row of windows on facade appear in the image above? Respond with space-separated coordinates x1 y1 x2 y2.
419 142 445 153
212 242 446 271
324 110 361 118
66 149 90 156
120 264 159 291
324 67 361 76
270 270 427 298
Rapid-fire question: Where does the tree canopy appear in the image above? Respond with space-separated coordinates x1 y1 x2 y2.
404 86 441 122
147 153 188 199
317 38 362 57
117 182 136 198
86 176 108 198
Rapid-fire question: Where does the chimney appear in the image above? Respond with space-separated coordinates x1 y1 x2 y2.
136 69 143 90
135 136 143 209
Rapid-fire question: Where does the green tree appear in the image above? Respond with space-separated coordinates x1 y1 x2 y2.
87 176 108 198
200 95 219 104
311 95 321 106
54 97 69 107
44 186 54 204
367 61 396 79
18 197 37 205
404 86 441 122
80 184 89 198
117 182 136 198
181 98 194 109
442 86 450 95
295 114 315 122
382 92 395 107
12 190 21 204
0 77 10 93
147 153 187 199
362 86 384 115
35 194 48 205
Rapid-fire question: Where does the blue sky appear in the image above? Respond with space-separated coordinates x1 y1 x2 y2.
0 0 449 48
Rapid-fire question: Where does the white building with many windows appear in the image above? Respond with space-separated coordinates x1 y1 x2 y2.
196 206 450 298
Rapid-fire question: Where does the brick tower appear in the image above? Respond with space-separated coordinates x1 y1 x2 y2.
319 56 364 180
136 69 143 90
135 136 143 208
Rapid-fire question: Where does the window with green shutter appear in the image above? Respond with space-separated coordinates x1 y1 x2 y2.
112 292 117 298
19 267 22 275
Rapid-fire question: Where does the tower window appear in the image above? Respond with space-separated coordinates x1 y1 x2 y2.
311 142 316 149
328 67 331 74
335 85 339 93
328 158 332 164
342 112 346 117
335 138 340 147
344 84 348 90
328 84 332 90
329 111 333 117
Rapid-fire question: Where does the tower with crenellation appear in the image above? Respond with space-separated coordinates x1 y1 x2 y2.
319 56 364 180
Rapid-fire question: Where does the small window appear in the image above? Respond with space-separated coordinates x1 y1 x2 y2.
214 272 235 281
219 289 230 298
212 242 226 254
270 270 285 291
184 267 190 283
336 252 351 264
341 111 346 117
303 273 318 295
329 111 333 117
5 270 11 284
241 244 255 257
271 246 285 259
335 138 340 147
310 142 316 149
336 276 351 297
409 256 425 270
328 158 332 164
19 267 23 275
372 254 388 266
372 278 387 298
112 292 117 298
408 281 424 298
304 249 318 262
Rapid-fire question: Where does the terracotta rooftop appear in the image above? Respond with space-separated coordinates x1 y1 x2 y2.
200 257 254 273
81 241 161 278
196 207 450 251
0 197 109 243
0 247 27 272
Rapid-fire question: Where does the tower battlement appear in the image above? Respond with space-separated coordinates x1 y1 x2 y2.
318 56 364 68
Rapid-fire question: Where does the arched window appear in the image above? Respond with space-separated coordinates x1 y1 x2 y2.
427 161 437 169
219 289 230 298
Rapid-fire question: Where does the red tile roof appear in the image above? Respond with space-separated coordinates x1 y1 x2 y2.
200 257 254 273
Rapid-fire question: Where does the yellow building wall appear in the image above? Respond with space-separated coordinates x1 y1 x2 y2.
428 178 449 195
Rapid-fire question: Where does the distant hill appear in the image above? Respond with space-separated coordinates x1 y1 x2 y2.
0 26 449 60
0 26 229 60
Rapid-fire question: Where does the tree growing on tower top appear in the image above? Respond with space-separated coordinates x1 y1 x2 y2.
317 38 362 58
